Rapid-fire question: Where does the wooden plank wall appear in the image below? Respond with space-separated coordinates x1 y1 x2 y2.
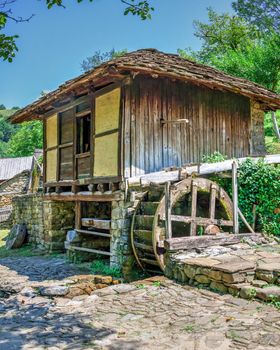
123 76 251 177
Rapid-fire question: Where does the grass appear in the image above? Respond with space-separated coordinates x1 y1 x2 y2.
90 259 122 278
0 229 42 259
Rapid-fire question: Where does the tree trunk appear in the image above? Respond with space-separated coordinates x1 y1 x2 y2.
271 111 280 141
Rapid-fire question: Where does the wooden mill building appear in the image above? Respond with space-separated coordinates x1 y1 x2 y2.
11 49 280 272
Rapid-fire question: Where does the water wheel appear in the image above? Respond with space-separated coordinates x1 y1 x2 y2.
131 177 233 272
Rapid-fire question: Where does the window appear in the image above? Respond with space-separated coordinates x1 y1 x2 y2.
77 113 91 154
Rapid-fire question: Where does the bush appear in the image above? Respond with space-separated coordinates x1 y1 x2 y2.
237 159 280 236
203 154 280 236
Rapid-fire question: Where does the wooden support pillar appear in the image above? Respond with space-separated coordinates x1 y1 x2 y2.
75 201 82 230
165 181 172 239
232 160 239 234
209 184 216 220
190 181 198 236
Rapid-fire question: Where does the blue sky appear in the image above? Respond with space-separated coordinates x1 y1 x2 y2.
1 0 233 108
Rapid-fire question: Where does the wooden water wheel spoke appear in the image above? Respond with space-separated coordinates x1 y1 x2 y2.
131 178 234 272
209 184 217 219
190 181 198 236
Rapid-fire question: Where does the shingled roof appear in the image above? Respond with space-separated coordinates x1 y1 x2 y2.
10 49 280 123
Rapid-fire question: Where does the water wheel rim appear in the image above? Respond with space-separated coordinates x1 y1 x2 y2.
152 177 234 271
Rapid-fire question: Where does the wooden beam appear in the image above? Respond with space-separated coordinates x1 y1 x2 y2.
44 192 123 202
165 233 263 251
161 215 233 227
128 154 280 186
76 229 111 238
66 245 112 256
81 218 111 230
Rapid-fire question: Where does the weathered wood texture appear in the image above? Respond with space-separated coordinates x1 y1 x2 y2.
250 101 265 155
165 233 263 251
123 76 252 178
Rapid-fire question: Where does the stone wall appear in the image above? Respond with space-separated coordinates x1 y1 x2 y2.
0 171 30 208
12 195 75 252
110 198 135 277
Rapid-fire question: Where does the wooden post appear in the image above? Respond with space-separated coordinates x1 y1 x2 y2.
75 201 82 230
165 181 172 239
232 160 239 234
190 181 198 235
209 184 216 220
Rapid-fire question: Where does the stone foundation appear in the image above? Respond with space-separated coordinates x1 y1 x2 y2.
12 194 75 252
166 238 280 303
110 198 135 276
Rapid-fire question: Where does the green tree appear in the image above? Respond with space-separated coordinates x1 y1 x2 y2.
0 104 6 109
0 0 154 62
232 0 280 33
81 49 128 72
189 8 257 64
7 121 43 157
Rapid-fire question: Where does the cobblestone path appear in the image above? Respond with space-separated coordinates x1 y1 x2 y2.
1 256 280 350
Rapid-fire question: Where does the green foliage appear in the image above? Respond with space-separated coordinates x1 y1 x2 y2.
0 12 18 62
0 107 43 158
182 8 257 64
202 154 280 236
264 113 280 138
201 151 227 164
179 5 280 94
232 0 280 33
81 49 128 72
6 121 43 157
207 33 280 92
238 159 280 236
122 0 154 20
90 259 122 278
268 295 280 309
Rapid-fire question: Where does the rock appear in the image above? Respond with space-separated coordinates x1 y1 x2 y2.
5 224 27 249
183 265 197 279
214 261 255 273
112 284 136 294
221 272 245 284
208 270 222 281
210 281 228 293
94 276 113 284
239 286 257 299
194 275 210 284
255 271 276 283
205 225 220 235
83 294 99 305
95 283 108 289
251 280 268 288
39 285 69 297
256 286 280 301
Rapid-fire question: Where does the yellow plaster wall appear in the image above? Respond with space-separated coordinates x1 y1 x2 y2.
95 88 121 135
94 132 119 177
46 114 58 148
46 149 57 182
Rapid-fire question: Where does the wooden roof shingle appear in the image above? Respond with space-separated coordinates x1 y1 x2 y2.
10 49 280 123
